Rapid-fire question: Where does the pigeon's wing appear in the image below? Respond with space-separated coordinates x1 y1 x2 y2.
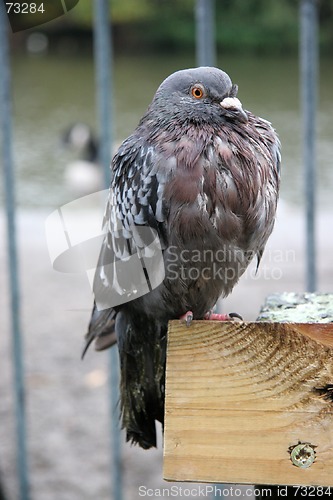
105 136 169 258
83 136 170 354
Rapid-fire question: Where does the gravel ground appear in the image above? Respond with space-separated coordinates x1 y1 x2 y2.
1 200 332 500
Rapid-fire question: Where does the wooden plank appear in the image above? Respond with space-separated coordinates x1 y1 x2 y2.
163 320 333 486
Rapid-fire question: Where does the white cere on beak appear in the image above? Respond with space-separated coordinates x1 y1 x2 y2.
220 97 248 122
220 97 243 111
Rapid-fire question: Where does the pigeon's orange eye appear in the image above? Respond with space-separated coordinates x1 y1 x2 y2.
191 85 205 99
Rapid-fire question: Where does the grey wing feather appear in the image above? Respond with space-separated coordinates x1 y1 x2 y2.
84 137 169 353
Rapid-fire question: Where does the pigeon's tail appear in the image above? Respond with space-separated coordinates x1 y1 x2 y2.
116 310 167 449
82 303 117 358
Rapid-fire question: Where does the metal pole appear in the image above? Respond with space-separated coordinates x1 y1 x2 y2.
93 2 123 500
195 0 216 67
0 5 30 500
300 0 318 292
93 0 112 188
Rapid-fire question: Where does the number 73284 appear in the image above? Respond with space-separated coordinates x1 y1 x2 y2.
6 3 45 14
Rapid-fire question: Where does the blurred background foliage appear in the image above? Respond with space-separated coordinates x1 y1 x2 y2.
64 0 333 54
10 0 333 55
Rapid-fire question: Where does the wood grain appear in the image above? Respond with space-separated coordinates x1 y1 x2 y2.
163 321 333 486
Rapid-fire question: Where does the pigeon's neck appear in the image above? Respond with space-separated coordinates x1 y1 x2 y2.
141 115 214 148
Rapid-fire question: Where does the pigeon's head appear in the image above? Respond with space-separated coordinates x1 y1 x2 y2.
149 67 248 127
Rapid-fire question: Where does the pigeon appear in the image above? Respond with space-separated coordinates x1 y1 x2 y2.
84 67 281 449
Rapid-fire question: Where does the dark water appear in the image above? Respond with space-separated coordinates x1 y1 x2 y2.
5 52 333 208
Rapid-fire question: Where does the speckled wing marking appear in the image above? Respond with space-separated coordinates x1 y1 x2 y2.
92 136 169 308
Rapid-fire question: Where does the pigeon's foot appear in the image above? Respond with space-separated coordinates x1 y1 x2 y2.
179 310 243 327
204 311 243 321
179 310 194 327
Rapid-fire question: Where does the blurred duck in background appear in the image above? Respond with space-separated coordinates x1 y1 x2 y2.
62 122 103 195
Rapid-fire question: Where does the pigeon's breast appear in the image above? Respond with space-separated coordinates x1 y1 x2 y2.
160 146 251 312
163 138 244 246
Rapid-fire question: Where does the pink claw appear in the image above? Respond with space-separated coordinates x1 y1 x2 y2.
179 310 194 327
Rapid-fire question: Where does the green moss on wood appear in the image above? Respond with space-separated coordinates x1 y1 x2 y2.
257 293 333 323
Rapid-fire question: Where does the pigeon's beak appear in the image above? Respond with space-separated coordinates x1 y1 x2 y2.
220 97 248 123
